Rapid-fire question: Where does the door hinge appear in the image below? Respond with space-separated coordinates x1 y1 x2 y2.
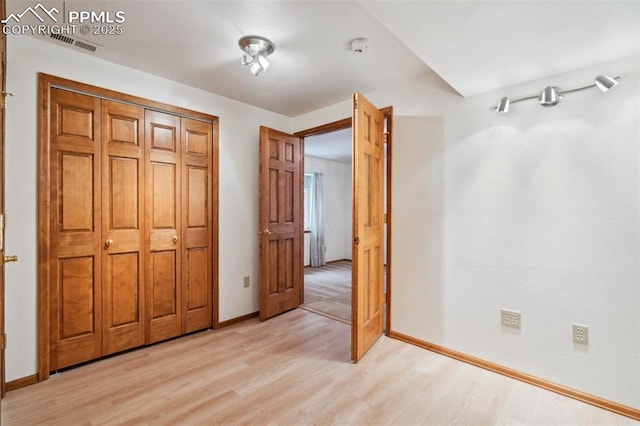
354 236 360 245
0 333 6 351
384 213 387 224
354 98 359 111
1 92 13 110
0 213 5 251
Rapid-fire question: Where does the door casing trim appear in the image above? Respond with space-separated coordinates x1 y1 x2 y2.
294 105 393 336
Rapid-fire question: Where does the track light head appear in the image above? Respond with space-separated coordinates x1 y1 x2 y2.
595 75 618 92
539 86 562 107
496 97 510 113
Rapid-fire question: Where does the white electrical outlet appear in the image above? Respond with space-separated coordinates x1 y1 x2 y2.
573 324 589 345
243 276 250 288
501 309 521 329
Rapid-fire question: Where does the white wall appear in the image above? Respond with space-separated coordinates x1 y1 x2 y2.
293 56 640 408
5 36 292 381
304 155 351 265
6 34 639 410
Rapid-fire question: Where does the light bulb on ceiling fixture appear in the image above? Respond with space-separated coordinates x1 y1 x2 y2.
241 54 255 66
496 97 510 113
257 54 269 72
250 61 263 76
539 86 562 107
595 74 618 92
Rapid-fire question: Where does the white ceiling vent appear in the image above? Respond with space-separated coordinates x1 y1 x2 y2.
41 33 102 54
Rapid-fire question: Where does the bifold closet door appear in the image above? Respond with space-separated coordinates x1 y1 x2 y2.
49 89 102 369
101 100 145 355
145 110 182 344
182 118 213 333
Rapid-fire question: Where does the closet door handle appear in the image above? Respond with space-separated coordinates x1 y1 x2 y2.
173 235 179 244
105 239 113 247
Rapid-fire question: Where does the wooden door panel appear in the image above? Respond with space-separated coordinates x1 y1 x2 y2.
152 163 177 227
1 0 5 400
259 127 302 320
50 89 102 370
146 111 181 344
187 167 207 226
150 250 178 317
54 256 101 369
58 257 96 339
1 0 5 399
185 247 207 308
59 153 95 231
102 100 144 355
108 157 138 229
352 92 385 362
149 125 177 151
182 118 212 333
59 108 94 139
107 253 139 327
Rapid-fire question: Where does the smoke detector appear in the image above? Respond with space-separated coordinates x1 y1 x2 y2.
350 38 369 54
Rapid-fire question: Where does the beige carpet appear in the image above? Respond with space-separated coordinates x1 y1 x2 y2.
300 261 352 324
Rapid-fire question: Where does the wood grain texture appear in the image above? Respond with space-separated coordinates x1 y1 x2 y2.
217 311 258 328
182 117 213 333
352 92 385 362
145 110 182 345
49 89 103 370
384 107 393 336
390 330 640 422
38 74 219 377
3 309 635 425
39 74 216 123
0 0 5 399
101 100 145 356
5 374 38 393
258 127 303 321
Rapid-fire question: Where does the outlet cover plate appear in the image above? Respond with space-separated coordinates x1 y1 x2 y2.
573 323 589 345
501 309 521 329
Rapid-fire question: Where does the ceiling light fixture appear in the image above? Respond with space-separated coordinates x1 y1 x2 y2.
494 74 620 113
539 86 562 107
239 35 275 77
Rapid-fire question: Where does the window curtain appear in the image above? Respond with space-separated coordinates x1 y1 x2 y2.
309 172 326 267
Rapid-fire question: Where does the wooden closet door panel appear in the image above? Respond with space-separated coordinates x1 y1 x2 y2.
182 118 213 333
102 101 145 355
145 110 182 344
50 89 102 369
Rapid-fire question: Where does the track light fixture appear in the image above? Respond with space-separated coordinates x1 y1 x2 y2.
494 74 620 113
239 35 275 77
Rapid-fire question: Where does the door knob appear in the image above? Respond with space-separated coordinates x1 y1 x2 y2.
260 229 272 235
105 239 113 247
4 255 18 263
173 235 179 244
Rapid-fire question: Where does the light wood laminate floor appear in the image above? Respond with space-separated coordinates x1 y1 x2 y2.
2 309 635 425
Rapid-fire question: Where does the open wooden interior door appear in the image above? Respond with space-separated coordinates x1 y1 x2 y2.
0 0 6 404
351 92 385 362
258 126 303 320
